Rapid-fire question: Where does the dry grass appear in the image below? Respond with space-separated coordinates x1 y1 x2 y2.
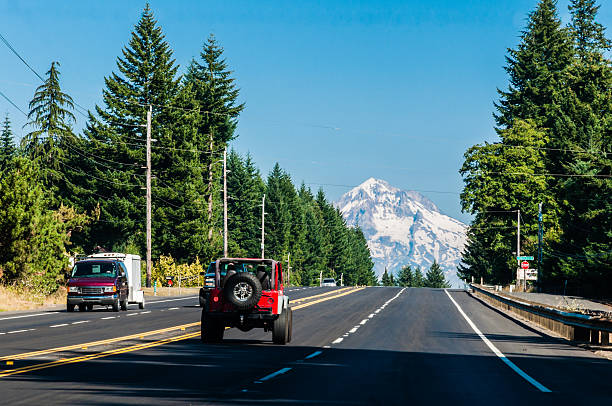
0 285 66 312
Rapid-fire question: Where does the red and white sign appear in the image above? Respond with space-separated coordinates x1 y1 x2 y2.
521 261 529 269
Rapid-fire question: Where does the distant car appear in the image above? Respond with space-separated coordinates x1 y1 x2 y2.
321 278 337 287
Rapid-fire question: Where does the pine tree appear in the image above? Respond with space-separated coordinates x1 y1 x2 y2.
412 267 425 287
227 150 264 257
425 261 450 288
22 61 76 201
76 4 180 254
551 0 612 293
494 0 573 131
397 264 414 287
185 34 244 244
0 114 16 173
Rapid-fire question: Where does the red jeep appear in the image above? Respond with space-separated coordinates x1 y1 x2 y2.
201 258 292 345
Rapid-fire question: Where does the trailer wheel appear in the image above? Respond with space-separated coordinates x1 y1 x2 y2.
138 296 145 309
67 303 75 312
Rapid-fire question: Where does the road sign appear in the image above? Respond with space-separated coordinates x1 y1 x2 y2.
517 268 538 281
517 256 534 261
521 261 529 269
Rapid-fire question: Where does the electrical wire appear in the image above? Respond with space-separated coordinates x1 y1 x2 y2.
0 88 27 116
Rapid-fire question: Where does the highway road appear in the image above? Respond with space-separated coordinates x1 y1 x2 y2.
0 286 610 405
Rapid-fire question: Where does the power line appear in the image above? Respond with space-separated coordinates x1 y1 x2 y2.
0 88 27 116
0 31 89 119
482 171 612 178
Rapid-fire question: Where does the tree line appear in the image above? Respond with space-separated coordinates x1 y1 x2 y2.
0 5 376 293
381 262 450 288
458 0 611 296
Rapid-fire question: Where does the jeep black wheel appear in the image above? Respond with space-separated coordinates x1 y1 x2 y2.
272 309 289 345
201 311 224 343
67 303 75 312
223 273 262 311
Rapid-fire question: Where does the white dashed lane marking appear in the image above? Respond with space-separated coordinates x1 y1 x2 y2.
71 321 89 325
50 324 69 328
328 288 406 347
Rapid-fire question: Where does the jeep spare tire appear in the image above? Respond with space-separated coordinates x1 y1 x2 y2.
223 272 262 311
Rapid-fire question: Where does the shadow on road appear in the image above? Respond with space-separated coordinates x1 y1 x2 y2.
2 335 611 405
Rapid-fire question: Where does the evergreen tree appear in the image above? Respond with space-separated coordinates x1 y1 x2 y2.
412 267 425 287
184 34 244 244
227 150 264 257
494 0 573 131
22 61 76 201
550 0 612 293
76 4 180 256
381 268 396 286
396 264 414 287
425 261 450 288
0 157 70 294
0 113 16 173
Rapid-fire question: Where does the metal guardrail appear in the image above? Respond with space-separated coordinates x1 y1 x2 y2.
469 284 612 346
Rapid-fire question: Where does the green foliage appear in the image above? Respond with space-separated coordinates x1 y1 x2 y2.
151 255 205 287
0 114 16 173
460 0 612 295
0 158 70 294
22 61 76 203
424 261 450 288
381 268 395 286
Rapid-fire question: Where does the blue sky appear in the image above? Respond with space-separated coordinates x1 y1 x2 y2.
1 1 610 223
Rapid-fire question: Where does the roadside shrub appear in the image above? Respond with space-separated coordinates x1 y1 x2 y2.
151 255 204 287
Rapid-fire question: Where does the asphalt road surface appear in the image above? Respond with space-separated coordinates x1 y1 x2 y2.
0 287 610 405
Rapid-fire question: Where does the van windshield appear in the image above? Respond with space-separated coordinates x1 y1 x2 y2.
72 262 117 278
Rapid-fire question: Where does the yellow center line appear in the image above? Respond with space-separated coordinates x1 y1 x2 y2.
290 286 355 304
0 322 200 362
0 332 200 378
0 286 367 378
292 287 365 310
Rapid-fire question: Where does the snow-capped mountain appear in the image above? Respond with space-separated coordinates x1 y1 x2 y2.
335 178 467 287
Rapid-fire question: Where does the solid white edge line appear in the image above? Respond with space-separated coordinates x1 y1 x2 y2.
0 311 59 322
444 289 551 393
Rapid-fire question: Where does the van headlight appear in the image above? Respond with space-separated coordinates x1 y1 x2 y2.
68 286 79 293
103 286 116 292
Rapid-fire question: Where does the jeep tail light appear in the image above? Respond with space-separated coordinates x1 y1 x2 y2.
267 298 274 304
213 296 219 302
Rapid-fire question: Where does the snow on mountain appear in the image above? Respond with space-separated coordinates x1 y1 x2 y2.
335 178 467 287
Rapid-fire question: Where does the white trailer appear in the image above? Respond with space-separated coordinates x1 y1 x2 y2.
87 252 146 309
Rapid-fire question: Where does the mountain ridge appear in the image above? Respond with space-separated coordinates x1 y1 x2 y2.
334 178 467 287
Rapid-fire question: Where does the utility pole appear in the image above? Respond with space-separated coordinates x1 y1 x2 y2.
517 209 524 291
223 147 228 258
145 104 152 288
287 252 291 286
261 194 266 259
537 202 543 291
